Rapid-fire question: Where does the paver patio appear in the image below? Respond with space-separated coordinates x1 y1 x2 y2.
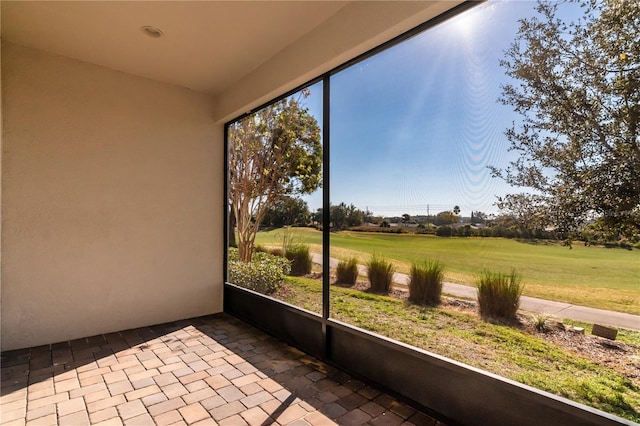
1 314 445 426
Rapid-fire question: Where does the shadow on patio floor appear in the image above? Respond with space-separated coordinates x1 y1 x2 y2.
1 313 446 425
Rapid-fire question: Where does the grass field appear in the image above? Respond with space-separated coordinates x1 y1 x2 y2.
254 227 640 314
277 276 640 422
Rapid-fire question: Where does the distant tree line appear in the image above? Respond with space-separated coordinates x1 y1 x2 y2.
258 196 637 247
261 199 373 231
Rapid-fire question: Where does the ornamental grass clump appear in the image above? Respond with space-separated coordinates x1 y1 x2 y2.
367 255 394 293
476 269 524 322
409 260 444 306
254 244 285 258
228 248 291 295
285 244 312 276
269 247 284 257
532 313 551 332
336 257 359 285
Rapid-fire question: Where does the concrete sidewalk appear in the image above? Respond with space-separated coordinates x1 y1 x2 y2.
311 254 640 331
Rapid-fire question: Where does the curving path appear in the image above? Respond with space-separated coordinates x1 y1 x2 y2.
310 253 640 331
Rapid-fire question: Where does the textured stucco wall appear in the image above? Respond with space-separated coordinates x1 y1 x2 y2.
1 42 223 350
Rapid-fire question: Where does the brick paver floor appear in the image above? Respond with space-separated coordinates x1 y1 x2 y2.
0 314 446 426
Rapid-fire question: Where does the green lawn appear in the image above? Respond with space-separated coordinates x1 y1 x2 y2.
278 276 640 422
254 227 640 314
282 277 640 422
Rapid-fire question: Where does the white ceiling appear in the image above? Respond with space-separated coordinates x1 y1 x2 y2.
1 1 351 95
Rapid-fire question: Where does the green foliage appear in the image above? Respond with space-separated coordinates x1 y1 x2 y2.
285 244 312 276
328 202 367 230
255 245 284 257
435 226 453 237
336 257 359 285
494 0 640 239
269 248 284 257
476 269 524 322
456 225 472 237
228 248 290 294
532 313 551 332
261 196 311 228
228 90 322 262
434 211 458 226
409 260 444 305
367 255 394 293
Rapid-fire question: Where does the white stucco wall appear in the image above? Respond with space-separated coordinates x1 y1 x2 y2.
1 42 223 350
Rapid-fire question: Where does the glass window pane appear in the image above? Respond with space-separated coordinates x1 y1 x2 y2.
328 2 639 422
227 82 324 314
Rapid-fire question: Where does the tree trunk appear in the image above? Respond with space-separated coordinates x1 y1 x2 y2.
228 209 237 248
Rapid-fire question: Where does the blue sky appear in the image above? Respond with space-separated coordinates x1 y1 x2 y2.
300 1 579 218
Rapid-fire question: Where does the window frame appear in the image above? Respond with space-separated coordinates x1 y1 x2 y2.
222 2 627 424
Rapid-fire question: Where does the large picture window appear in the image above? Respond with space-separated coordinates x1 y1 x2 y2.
226 1 640 422
227 82 324 314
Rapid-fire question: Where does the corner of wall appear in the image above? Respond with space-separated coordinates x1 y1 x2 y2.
1 43 224 350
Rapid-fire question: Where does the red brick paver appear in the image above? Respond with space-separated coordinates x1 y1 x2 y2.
1 314 445 425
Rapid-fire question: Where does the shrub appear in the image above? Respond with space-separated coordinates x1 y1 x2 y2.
285 244 312 276
255 245 284 257
269 248 284 257
408 260 444 305
336 257 359 285
476 269 524 321
367 255 394 293
436 226 453 237
456 225 472 237
228 248 291 294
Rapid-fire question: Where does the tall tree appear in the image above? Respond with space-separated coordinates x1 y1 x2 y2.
329 203 349 230
328 202 366 230
435 211 458 226
471 211 487 225
492 0 639 239
346 204 364 227
261 196 311 229
228 92 322 261
312 208 323 226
